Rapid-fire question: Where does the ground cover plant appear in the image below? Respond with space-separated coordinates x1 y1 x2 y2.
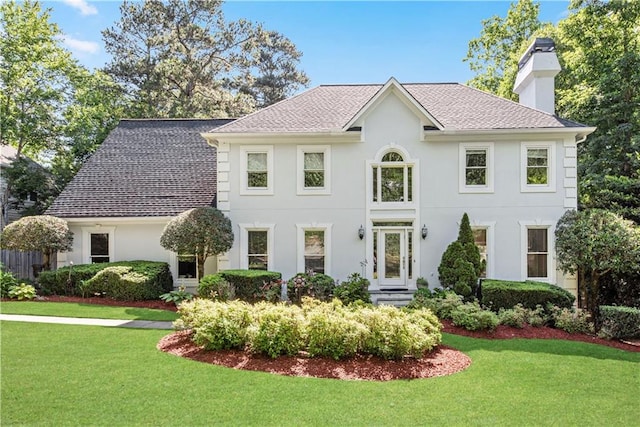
0 301 179 321
2 321 638 426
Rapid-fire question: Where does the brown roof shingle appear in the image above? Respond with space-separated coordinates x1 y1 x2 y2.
46 119 233 218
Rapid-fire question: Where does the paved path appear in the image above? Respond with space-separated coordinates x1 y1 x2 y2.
0 314 173 329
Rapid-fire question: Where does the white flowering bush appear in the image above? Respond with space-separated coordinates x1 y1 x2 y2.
0 215 73 270
160 207 233 280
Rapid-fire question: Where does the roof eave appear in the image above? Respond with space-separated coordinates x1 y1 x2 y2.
423 126 597 141
201 131 363 146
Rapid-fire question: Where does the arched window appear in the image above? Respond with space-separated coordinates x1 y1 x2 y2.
372 150 413 203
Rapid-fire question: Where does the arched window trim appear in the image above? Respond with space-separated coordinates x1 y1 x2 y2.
371 144 416 204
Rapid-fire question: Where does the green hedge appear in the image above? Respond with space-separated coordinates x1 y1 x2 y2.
219 269 282 302
38 261 173 299
599 305 640 339
481 279 575 312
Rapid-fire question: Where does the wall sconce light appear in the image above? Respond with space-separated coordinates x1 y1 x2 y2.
421 224 428 239
358 225 365 240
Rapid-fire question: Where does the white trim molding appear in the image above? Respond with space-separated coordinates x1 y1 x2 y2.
459 142 494 194
520 141 556 193
238 223 276 271
296 223 333 275
240 145 274 195
296 145 331 195
519 220 556 283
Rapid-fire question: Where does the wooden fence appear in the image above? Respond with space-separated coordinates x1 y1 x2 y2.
0 250 56 280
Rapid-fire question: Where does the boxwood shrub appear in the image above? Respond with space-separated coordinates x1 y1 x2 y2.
287 273 336 303
197 273 234 301
481 279 575 312
219 269 282 302
38 261 173 298
599 305 640 339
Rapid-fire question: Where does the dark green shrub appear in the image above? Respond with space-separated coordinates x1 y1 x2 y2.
451 302 499 331
0 269 19 298
481 279 575 312
287 273 335 303
83 266 164 301
198 274 234 301
219 269 281 302
599 305 640 339
333 273 371 305
38 261 173 298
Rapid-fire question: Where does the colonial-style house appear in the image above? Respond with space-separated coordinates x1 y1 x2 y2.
48 39 594 302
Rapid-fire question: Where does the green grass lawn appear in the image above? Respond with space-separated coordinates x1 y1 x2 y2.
2 321 638 426
0 301 179 321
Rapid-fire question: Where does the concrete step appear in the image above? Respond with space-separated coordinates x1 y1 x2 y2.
369 290 415 307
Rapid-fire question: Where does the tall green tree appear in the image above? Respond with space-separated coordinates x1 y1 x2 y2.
463 0 545 100
103 0 309 118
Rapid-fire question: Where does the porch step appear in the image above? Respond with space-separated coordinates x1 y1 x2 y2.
369 290 415 307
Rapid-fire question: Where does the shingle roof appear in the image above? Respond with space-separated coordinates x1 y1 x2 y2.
211 82 586 133
46 119 233 218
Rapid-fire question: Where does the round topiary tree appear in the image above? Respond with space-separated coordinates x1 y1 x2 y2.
0 215 73 271
438 213 485 298
160 207 233 280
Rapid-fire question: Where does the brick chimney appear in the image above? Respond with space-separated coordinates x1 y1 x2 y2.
513 38 561 114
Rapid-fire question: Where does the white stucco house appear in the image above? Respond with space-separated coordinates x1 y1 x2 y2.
48 39 594 302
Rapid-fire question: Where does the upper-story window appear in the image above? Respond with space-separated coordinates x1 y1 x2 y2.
297 145 331 195
372 151 413 203
521 142 555 193
240 146 274 195
459 142 494 193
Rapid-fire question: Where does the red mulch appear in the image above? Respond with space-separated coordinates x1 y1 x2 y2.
13 296 639 381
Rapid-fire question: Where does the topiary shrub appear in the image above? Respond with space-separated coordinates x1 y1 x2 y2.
287 273 336 304
333 273 371 305
481 279 575 312
450 302 499 331
83 266 154 301
198 274 235 301
598 305 640 339
219 269 281 302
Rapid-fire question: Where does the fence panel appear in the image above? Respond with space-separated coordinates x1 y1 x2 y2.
0 250 56 280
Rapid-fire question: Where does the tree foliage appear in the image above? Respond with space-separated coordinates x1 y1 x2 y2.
555 209 640 322
160 207 234 280
1 156 57 219
439 213 485 298
102 0 309 118
0 215 73 270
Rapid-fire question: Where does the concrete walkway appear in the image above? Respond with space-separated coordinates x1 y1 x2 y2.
0 314 174 330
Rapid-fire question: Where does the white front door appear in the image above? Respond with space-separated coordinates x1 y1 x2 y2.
379 229 406 288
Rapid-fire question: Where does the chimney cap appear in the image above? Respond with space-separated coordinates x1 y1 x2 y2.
518 38 556 70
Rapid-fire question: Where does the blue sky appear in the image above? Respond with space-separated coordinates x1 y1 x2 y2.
44 0 571 87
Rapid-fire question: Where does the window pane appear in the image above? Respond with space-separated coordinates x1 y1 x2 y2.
527 167 548 184
304 152 324 170
466 150 486 167
90 234 109 256
382 152 403 162
473 229 488 278
178 254 196 278
373 231 378 279
247 152 267 171
408 231 413 280
384 233 401 279
466 168 486 185
528 229 547 252
304 230 324 255
372 167 378 201
527 149 548 166
248 172 268 188
248 256 268 271
407 166 413 202
527 254 548 278
381 167 404 202
304 171 324 188
248 231 267 254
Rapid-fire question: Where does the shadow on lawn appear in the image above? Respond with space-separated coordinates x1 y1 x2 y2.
443 333 640 363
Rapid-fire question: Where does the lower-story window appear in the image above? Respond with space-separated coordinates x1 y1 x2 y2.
177 254 197 278
248 230 268 270
472 228 488 278
527 228 548 278
82 226 115 265
90 233 110 263
297 224 331 275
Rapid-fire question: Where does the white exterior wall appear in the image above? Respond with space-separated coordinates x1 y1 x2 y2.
218 91 579 295
57 218 217 292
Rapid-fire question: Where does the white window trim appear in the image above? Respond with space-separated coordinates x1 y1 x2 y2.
369 144 418 207
81 226 116 265
296 223 332 275
297 145 331 195
521 142 556 193
471 221 496 278
459 142 494 193
240 145 274 195
239 223 275 271
519 220 555 283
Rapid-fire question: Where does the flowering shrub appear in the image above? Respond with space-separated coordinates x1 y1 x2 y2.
0 215 73 270
287 273 335 303
333 273 371 305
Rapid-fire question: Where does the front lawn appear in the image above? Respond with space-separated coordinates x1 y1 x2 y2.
0 301 179 321
1 321 638 426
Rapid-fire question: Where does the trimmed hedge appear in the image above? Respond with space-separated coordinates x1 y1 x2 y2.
287 273 335 303
599 305 640 339
481 279 575 312
38 261 173 299
219 269 282 302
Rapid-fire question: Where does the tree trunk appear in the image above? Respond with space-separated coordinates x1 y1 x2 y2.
197 253 206 282
587 270 601 331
